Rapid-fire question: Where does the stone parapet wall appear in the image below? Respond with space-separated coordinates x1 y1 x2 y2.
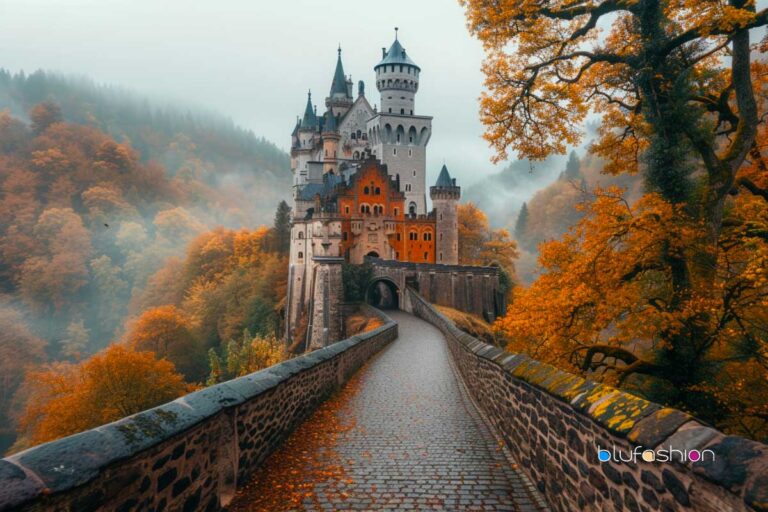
0 309 397 512
406 288 768 512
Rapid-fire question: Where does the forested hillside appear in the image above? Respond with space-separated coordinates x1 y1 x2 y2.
0 71 292 452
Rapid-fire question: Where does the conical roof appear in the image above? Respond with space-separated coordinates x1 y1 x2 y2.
375 37 420 70
330 47 351 98
300 91 317 130
435 164 454 187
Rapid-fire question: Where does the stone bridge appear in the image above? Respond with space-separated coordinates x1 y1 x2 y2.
1 296 767 511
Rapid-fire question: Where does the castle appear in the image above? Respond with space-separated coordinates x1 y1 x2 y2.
286 32 461 347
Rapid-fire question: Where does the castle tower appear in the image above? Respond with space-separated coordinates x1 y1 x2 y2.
430 164 460 265
326 47 353 117
292 91 319 190
367 29 432 215
322 109 340 174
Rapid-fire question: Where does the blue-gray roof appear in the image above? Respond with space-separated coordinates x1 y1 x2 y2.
297 173 345 201
435 164 454 187
330 48 351 98
375 38 420 70
300 91 317 130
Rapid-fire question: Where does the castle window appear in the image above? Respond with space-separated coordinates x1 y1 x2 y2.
401 108 405 114
405 184 411 192
364 186 370 194
424 232 432 241
409 231 418 241
351 133 356 140
393 148 397 156
375 187 381 195
396 233 401 241
439 213 443 221
439 252 443 261
394 207 399 216
440 232 443 241
424 252 428 260
409 136 413 143
413 170 416 177
344 205 350 214
410 110 413 115
298 251 304 260
388 108 392 113
298 232 304 239
408 149 412 157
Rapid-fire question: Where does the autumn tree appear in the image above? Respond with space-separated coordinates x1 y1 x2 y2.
464 0 768 437
459 202 518 270
458 203 490 265
207 329 286 385
15 344 190 448
29 101 62 135
0 306 46 447
126 305 205 381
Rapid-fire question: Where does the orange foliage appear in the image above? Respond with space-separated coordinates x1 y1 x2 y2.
16 344 190 448
126 305 204 381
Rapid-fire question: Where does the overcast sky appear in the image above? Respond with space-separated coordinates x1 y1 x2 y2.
0 0 504 186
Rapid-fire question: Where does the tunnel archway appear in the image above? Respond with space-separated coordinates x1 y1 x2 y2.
365 278 399 310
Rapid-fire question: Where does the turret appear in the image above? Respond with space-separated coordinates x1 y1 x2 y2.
326 47 353 116
322 109 340 175
374 28 420 115
430 164 460 265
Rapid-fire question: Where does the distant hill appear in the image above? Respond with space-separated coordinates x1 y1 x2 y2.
0 69 291 224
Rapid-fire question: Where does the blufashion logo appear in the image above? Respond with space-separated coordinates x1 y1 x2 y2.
596 445 715 464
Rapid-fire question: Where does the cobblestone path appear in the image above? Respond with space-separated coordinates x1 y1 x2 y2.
229 311 545 511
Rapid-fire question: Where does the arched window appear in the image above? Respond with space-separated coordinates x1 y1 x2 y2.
394 207 399 216
408 202 417 215
401 108 405 114
375 187 381 195
364 186 370 194
409 231 418 241
298 251 304 259
344 205 350 214
423 232 432 241
351 132 356 140
298 232 304 239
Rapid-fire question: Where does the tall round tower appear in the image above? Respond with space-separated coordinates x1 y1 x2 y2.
430 164 461 265
374 29 420 115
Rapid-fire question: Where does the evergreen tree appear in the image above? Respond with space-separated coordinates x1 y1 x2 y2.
514 202 529 241
562 150 581 181
272 200 292 254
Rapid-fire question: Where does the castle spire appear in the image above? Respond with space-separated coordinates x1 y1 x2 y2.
330 47 351 98
300 90 317 129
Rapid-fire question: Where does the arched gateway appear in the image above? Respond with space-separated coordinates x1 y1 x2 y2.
365 278 399 309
